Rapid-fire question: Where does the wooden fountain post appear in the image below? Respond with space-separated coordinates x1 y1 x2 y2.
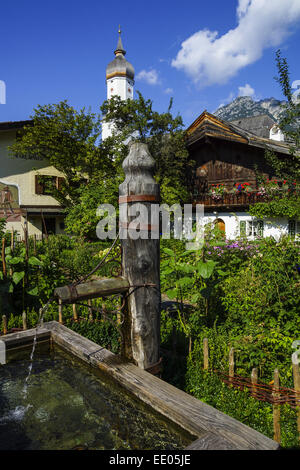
119 142 161 371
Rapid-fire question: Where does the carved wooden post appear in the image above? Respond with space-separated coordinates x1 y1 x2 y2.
119 142 161 370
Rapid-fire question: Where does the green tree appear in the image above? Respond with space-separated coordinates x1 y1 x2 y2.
101 92 193 205
250 50 300 219
10 93 192 237
9 100 122 209
266 50 300 182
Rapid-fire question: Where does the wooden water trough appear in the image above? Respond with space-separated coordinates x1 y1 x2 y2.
0 322 279 450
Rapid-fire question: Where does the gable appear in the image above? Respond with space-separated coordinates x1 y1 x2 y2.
186 111 249 147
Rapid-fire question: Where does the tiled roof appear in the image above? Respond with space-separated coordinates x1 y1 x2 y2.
230 115 276 139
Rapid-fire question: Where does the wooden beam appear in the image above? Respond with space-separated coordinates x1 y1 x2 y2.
54 277 130 304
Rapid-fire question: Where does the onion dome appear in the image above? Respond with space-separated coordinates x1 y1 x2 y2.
106 27 135 82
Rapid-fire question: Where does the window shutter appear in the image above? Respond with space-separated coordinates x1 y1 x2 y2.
57 177 65 190
35 175 44 194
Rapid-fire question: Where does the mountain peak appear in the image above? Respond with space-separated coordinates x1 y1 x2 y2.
214 96 286 123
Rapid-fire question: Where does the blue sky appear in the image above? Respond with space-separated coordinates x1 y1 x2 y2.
1 0 300 128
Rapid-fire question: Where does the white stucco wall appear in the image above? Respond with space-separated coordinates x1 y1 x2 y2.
102 76 134 140
203 211 293 240
107 77 134 101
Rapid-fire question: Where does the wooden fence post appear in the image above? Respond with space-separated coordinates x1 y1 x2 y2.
11 227 14 252
102 303 107 322
119 142 161 370
229 347 235 383
33 234 37 256
72 304 78 322
2 315 7 335
203 338 209 370
88 299 93 321
58 299 63 324
22 311 27 330
293 361 300 443
272 368 281 444
2 237 6 277
189 336 192 355
251 368 258 398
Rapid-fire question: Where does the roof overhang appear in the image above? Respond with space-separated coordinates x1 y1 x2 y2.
186 111 295 156
0 120 33 131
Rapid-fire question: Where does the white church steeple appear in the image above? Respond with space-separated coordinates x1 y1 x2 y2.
102 27 135 140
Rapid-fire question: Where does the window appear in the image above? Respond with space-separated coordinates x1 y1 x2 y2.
288 219 300 239
35 175 65 195
240 220 246 237
42 217 56 235
240 219 264 238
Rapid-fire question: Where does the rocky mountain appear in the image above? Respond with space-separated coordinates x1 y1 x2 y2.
214 96 287 123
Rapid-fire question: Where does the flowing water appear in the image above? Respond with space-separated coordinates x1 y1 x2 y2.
23 299 53 397
0 345 194 450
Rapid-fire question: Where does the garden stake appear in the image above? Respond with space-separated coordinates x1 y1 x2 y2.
272 368 281 444
2 237 6 277
33 234 37 255
22 312 27 330
229 347 234 384
58 299 63 324
2 315 7 335
251 368 258 399
203 338 209 370
72 304 78 322
10 227 14 251
293 361 300 443
88 299 93 321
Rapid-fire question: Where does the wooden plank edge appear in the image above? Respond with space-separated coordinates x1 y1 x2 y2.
43 321 279 451
0 327 50 350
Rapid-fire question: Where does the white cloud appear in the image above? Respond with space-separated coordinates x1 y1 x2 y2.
238 83 255 97
292 80 300 103
171 0 300 87
292 80 300 90
164 87 173 94
136 69 160 85
237 0 251 19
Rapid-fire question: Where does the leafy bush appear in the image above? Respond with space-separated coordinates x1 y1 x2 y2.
185 361 299 448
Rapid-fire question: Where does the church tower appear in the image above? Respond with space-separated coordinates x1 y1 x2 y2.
102 27 135 140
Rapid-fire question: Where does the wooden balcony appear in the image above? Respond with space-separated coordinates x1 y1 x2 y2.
193 191 267 209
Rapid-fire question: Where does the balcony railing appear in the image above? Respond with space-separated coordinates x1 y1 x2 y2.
193 192 267 207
